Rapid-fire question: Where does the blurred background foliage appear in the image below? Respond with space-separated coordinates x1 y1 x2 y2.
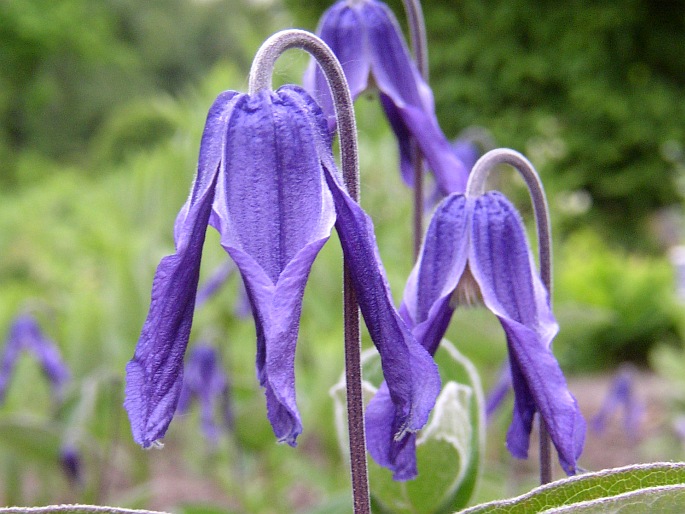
0 0 685 512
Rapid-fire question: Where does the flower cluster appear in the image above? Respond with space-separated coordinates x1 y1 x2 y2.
124 0 585 495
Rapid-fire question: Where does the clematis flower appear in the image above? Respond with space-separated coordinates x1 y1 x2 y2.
304 0 468 194
125 84 440 450
176 343 233 444
0 313 70 404
591 363 642 439
366 191 585 479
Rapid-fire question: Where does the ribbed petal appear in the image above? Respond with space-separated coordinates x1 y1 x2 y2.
322 163 440 440
175 91 239 241
402 194 470 355
468 192 585 474
124 92 233 448
303 0 370 131
211 86 336 445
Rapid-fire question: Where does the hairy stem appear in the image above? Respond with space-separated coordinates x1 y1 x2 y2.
466 148 553 484
249 30 369 512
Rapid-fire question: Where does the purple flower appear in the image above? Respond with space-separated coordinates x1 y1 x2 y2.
591 364 642 439
195 260 251 317
125 85 440 450
485 363 512 422
0 313 70 404
366 192 585 478
304 0 468 194
176 343 232 444
60 443 82 486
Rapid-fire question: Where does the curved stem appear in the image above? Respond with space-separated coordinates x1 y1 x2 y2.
466 149 551 292
401 0 429 259
249 30 368 512
466 148 553 484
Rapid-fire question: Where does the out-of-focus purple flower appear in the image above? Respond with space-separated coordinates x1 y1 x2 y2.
195 261 235 308
195 260 251 318
591 364 643 439
366 192 585 479
304 0 468 195
125 85 439 450
0 313 70 404
176 343 232 444
60 443 82 486
485 363 512 422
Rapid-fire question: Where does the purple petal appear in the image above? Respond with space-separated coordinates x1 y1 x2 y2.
379 93 415 187
394 105 469 195
322 164 440 439
211 86 336 445
175 91 239 241
402 194 470 355
362 0 432 110
468 192 585 474
124 92 233 448
362 0 469 194
365 194 469 477
485 363 512 420
303 1 370 131
365 382 419 481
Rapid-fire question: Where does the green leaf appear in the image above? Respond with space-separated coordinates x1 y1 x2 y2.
0 416 62 465
361 340 485 514
459 462 685 513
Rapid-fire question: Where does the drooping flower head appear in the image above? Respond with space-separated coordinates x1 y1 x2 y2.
125 31 440 451
366 149 585 479
176 343 233 444
0 312 70 404
591 363 643 439
304 0 469 195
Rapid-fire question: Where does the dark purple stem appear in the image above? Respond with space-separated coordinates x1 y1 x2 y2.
249 30 370 512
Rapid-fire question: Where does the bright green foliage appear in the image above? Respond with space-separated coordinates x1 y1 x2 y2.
459 462 685 513
0 0 284 182
554 229 681 370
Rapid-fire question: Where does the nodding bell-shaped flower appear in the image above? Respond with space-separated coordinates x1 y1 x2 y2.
366 151 585 479
125 83 440 450
0 313 70 404
176 343 233 444
304 0 468 194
